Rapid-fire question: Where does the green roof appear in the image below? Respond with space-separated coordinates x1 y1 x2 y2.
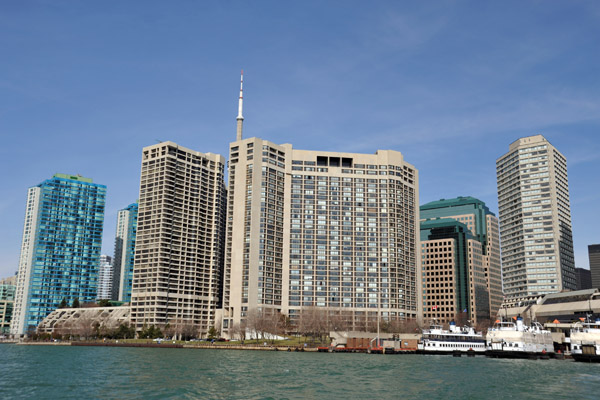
53 173 93 183
421 196 486 210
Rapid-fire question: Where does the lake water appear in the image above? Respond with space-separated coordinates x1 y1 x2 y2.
1 344 599 399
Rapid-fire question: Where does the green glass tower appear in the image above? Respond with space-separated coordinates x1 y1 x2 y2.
420 196 503 320
11 174 106 336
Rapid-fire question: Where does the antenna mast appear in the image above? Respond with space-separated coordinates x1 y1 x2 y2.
236 70 244 141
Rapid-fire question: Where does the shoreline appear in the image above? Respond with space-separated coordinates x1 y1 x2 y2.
10 340 320 351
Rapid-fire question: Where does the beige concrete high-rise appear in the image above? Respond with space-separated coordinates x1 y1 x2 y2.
496 135 576 298
221 137 421 334
130 142 227 335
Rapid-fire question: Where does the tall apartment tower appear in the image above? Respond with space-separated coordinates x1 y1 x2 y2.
96 255 113 300
496 135 576 298
112 202 138 302
11 174 106 335
222 76 420 334
130 142 227 335
420 196 503 320
590 244 600 289
420 219 489 324
221 139 420 334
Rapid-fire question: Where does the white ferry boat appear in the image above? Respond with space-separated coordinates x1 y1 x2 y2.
570 317 600 363
417 321 486 355
486 316 554 359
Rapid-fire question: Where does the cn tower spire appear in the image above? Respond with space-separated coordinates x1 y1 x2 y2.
236 70 244 141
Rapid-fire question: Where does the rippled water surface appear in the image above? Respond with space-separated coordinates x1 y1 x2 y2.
1 344 599 399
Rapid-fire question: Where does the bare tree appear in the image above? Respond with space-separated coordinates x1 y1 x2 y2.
245 309 263 340
265 312 287 343
229 323 243 342
73 314 96 340
328 312 350 333
163 323 176 339
298 307 329 343
455 311 469 327
397 318 421 333
475 318 491 333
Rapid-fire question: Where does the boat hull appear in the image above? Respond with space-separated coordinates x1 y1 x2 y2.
572 354 600 363
418 349 485 356
485 350 551 359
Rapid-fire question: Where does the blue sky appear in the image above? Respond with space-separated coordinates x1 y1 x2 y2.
1 1 599 278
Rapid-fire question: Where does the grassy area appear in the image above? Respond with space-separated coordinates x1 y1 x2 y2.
207 336 331 347
69 336 332 347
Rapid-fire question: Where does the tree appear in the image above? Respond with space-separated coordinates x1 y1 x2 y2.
58 298 68 309
298 307 328 344
97 299 111 307
74 314 95 339
229 323 245 342
113 323 136 339
139 325 163 339
72 298 80 308
475 318 491 333
397 318 420 333
328 312 350 333
207 325 218 339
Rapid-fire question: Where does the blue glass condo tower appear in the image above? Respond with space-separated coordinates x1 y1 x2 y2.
11 174 106 336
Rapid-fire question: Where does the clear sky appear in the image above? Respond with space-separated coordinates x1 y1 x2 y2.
1 1 599 279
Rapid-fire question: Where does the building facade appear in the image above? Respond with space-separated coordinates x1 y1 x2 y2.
575 267 592 291
496 135 576 298
221 137 420 335
420 196 503 320
10 174 106 336
0 276 16 335
112 202 138 302
420 219 490 324
97 255 113 300
130 142 227 335
590 244 600 290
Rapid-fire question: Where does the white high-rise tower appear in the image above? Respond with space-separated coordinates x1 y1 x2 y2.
496 135 576 298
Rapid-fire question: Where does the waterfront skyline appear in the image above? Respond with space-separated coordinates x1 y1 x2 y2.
1 1 600 278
